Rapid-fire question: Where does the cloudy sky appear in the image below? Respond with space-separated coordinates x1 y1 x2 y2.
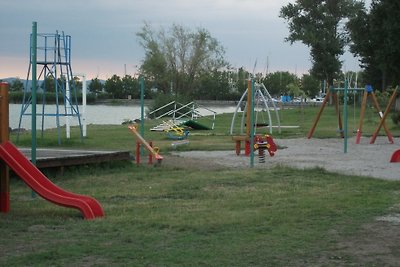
1 0 366 80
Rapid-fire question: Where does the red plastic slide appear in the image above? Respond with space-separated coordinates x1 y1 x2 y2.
0 141 104 219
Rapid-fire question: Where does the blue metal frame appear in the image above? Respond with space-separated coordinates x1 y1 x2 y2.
17 30 83 144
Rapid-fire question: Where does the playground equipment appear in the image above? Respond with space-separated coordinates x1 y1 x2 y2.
161 120 190 140
356 85 394 144
390 149 400 163
0 82 103 219
307 84 348 139
231 80 280 156
307 81 396 149
17 24 83 144
230 81 281 136
149 101 216 130
128 125 163 164
230 80 278 165
253 135 277 163
370 86 399 144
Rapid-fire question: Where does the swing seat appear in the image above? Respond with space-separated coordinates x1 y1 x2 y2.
390 150 400 163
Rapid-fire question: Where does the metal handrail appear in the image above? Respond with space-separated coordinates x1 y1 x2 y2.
149 101 217 129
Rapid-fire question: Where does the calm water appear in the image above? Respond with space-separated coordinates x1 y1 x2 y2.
9 103 237 130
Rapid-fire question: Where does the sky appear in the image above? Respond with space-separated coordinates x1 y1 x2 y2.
0 0 368 80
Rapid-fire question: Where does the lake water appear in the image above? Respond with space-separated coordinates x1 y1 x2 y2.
9 103 237 130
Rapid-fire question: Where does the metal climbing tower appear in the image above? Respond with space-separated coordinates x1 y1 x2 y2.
18 30 83 144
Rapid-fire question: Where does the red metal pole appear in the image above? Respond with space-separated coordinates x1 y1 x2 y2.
245 140 250 156
148 141 153 165
0 82 10 213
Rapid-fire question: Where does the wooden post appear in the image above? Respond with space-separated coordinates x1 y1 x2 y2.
235 140 241 155
307 89 331 139
370 86 398 144
0 82 10 213
370 92 393 143
356 86 393 144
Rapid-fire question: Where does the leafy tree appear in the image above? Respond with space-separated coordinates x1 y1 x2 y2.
10 79 24 91
73 76 82 92
122 75 139 99
280 0 363 84
194 69 231 100
287 82 305 99
347 0 400 90
301 74 320 97
136 23 228 97
41 75 55 92
230 67 251 94
262 71 299 97
105 75 124 99
89 78 104 94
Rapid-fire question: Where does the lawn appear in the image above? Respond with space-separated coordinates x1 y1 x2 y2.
1 104 400 266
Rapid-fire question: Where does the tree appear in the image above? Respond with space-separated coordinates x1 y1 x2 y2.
41 75 55 92
105 75 124 99
301 74 320 97
231 67 250 94
262 71 299 97
136 23 228 97
73 76 82 92
280 0 363 84
10 79 24 91
122 75 139 99
347 0 400 90
194 69 231 100
89 78 104 94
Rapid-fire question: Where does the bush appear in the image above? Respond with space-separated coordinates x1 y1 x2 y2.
9 92 24 103
391 111 400 126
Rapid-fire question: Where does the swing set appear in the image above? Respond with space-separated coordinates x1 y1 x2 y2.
307 82 398 147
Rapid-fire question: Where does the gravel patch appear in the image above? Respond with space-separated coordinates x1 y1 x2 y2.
171 136 400 180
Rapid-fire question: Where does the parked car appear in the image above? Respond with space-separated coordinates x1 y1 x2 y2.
310 97 324 103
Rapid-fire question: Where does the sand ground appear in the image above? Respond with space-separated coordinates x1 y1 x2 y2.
170 136 400 180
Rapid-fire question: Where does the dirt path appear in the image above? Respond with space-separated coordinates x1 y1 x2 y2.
169 137 400 180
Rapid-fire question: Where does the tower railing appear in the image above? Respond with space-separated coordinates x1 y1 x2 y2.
17 31 83 144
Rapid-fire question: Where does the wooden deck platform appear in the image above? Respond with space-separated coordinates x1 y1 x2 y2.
19 148 131 168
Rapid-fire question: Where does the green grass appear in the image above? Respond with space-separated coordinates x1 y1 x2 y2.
12 105 400 151
1 164 400 266
2 105 400 266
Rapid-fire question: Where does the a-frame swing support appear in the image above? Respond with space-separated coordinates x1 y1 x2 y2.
370 86 399 144
356 85 394 144
308 84 397 144
307 85 344 139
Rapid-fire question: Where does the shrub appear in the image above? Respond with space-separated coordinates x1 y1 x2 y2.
391 111 400 126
